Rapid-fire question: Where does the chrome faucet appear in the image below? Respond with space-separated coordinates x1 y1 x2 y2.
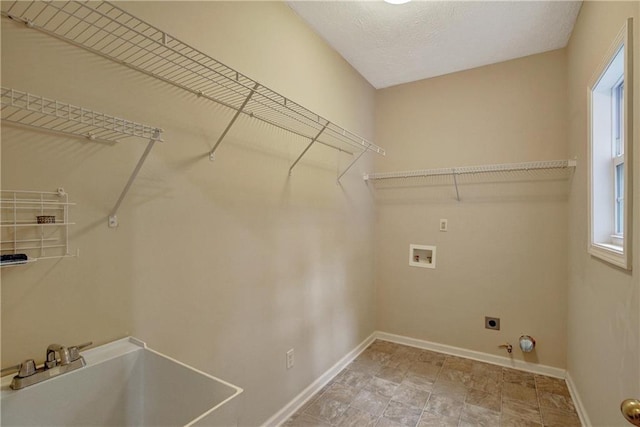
46 344 71 368
1 341 92 390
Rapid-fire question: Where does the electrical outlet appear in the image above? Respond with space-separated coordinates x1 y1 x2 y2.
286 349 294 369
439 219 448 232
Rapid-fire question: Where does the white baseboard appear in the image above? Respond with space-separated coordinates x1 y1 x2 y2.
565 370 591 427
374 331 567 379
262 333 376 427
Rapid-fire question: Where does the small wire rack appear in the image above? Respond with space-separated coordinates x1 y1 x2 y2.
1 189 77 267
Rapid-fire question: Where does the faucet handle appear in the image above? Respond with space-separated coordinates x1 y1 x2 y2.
18 360 36 378
68 342 92 362
1 360 36 378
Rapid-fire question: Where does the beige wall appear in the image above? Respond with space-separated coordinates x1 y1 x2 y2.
4 1 640 425
374 50 570 368
0 2 377 425
566 2 640 425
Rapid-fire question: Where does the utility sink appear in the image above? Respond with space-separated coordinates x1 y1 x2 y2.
1 338 243 426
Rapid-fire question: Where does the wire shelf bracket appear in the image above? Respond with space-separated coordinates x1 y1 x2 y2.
1 87 164 227
1 1 385 181
338 148 368 183
363 159 577 201
108 129 161 228
289 124 328 175
209 82 260 161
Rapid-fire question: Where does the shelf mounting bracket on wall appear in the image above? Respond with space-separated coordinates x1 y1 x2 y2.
209 82 260 161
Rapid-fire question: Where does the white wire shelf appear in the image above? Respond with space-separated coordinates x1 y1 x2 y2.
364 160 576 181
364 159 577 201
1 87 163 144
1 189 78 267
0 1 385 180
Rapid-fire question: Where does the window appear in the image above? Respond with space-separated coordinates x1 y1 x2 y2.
588 19 633 270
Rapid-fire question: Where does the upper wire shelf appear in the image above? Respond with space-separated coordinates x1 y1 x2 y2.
0 0 385 177
1 87 163 144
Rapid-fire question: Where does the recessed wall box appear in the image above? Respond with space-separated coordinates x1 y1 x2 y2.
409 244 436 269
485 316 500 330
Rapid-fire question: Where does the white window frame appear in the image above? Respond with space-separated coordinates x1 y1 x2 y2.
588 18 633 270
613 78 624 240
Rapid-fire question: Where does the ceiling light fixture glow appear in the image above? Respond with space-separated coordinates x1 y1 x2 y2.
384 0 411 4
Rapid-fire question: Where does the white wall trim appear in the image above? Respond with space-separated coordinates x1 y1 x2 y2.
565 370 592 427
375 331 567 379
262 333 376 427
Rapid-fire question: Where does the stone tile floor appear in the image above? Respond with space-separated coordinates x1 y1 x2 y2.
283 340 581 427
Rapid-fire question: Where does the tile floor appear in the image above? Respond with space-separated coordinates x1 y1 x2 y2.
283 340 581 427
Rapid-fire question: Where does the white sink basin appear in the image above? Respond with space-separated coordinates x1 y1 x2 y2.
1 338 243 426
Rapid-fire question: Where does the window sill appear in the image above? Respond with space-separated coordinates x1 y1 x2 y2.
589 242 630 270
595 242 623 252
610 235 624 247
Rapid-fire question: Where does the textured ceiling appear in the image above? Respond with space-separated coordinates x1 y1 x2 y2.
287 1 582 89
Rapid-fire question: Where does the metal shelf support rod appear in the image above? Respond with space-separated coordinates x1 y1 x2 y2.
289 124 328 175
452 169 460 202
108 130 161 228
337 149 367 183
209 82 260 161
